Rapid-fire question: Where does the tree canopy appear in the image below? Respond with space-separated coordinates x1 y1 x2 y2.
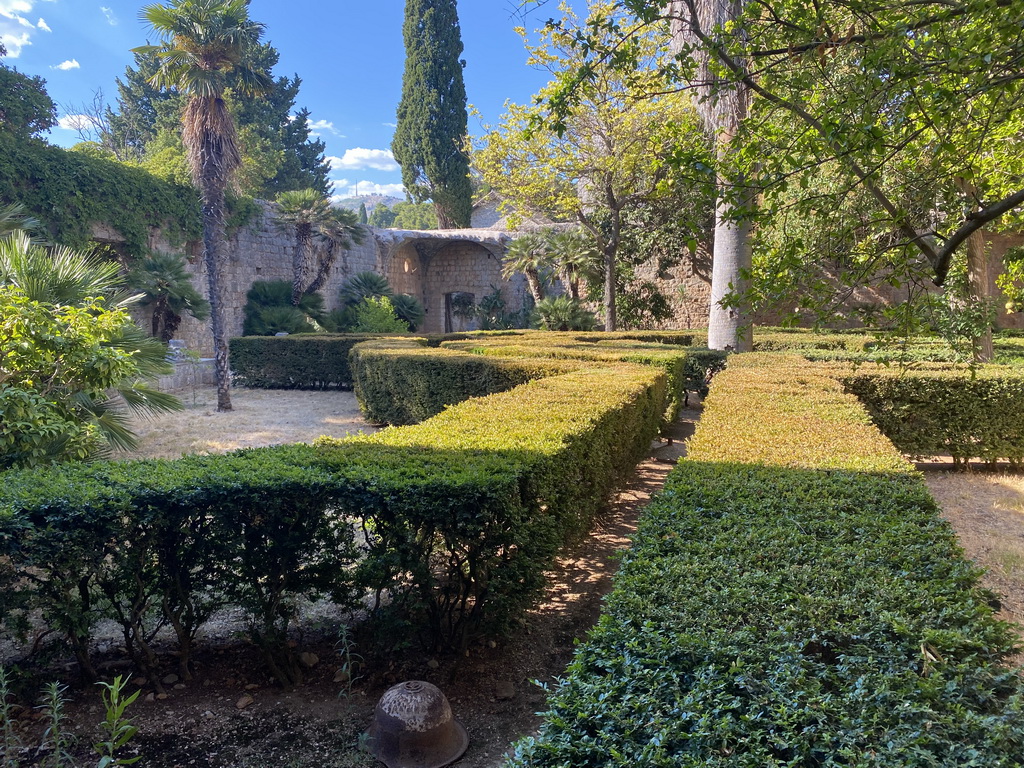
392 0 474 228
540 0 1024 333
475 3 710 330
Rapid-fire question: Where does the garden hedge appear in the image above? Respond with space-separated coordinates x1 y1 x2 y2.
843 367 1024 465
511 354 1024 767
229 333 397 389
0 337 674 683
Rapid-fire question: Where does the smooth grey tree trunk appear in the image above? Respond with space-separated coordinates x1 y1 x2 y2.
707 162 753 351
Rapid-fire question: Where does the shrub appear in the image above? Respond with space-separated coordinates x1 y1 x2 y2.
532 295 598 331
229 334 388 389
349 296 409 333
843 367 1024 464
241 280 324 336
511 355 1024 767
3 336 674 669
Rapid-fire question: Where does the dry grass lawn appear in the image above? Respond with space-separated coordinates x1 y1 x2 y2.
119 386 377 460
925 470 1024 656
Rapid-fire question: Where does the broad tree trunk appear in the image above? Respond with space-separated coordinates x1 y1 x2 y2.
669 0 753 351
434 202 458 230
707 159 753 351
967 229 994 363
200 167 232 412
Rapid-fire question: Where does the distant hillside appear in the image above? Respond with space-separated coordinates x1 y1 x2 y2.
332 194 404 213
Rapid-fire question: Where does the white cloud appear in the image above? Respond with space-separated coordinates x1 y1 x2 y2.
100 6 117 25
51 58 79 70
0 30 30 56
308 119 343 137
327 148 399 173
332 180 406 199
382 122 397 129
57 114 91 131
36 16 49 32
0 0 54 56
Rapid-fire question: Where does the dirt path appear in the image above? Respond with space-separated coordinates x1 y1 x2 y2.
8 402 701 768
923 470 1024 661
121 387 378 459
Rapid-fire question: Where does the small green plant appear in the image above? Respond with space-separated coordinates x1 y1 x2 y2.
531 295 597 331
349 296 408 333
94 676 141 767
37 682 74 768
334 624 363 701
1 667 22 768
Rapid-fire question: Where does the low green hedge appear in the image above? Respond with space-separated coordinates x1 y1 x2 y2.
441 337 726 419
843 367 1024 464
1 345 668 682
511 354 1024 767
229 334 400 389
349 339 579 425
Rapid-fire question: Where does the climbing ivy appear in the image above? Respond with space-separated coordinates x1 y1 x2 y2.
0 133 201 257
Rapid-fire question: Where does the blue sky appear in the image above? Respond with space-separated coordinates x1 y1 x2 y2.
0 0 582 200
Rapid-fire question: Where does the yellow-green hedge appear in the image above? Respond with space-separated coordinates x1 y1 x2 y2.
512 354 1024 767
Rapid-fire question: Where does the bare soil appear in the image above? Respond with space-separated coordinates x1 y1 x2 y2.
4 393 700 768
120 386 378 460
923 467 1024 661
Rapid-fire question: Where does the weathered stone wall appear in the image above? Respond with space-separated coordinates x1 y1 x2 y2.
621 231 1024 331
158 205 531 354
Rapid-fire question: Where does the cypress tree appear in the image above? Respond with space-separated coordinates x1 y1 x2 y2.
358 202 368 224
392 0 473 228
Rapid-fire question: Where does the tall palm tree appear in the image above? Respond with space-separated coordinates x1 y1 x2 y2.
275 189 365 303
0 230 181 457
135 0 271 411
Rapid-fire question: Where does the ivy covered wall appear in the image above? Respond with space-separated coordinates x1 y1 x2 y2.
0 133 202 255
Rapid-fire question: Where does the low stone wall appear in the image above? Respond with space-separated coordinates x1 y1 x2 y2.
154 358 217 393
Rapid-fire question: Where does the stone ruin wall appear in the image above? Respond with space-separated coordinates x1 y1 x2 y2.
110 200 1024 352
620 231 1024 332
138 202 528 355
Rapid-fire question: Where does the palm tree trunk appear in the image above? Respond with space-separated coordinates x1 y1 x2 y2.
200 165 232 412
526 269 545 303
292 228 312 305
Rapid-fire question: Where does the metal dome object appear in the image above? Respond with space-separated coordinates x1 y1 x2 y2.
367 680 469 768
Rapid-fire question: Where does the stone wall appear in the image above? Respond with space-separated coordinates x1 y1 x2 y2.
159 204 530 354
620 231 1024 332
125 201 1024 349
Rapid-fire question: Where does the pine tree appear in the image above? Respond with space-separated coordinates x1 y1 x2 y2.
392 0 473 228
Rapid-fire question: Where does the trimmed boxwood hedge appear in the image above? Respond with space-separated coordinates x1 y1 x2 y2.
0 340 670 681
843 367 1024 465
510 354 1024 767
228 333 399 389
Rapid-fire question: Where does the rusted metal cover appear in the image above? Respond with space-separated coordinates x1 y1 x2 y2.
367 681 469 768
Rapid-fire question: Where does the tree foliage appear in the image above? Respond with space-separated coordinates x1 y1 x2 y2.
0 232 180 468
475 3 709 330
393 0 473 228
0 61 56 140
544 0 1024 334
